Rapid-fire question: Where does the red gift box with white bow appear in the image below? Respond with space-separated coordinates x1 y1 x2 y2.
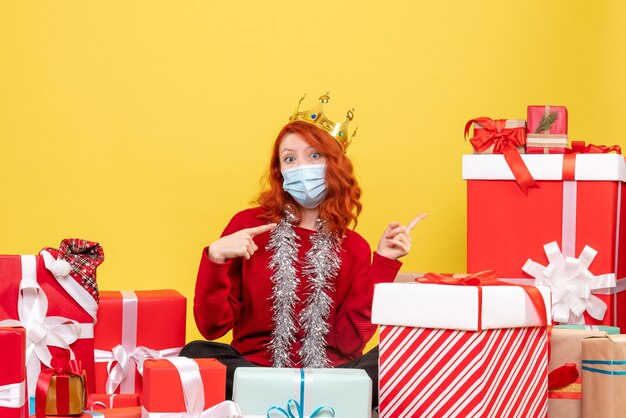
93 290 186 394
464 152 626 329
0 242 102 398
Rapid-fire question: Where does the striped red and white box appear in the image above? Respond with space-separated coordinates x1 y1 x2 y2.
372 281 551 418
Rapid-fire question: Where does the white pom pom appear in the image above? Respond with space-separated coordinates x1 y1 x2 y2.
49 259 72 278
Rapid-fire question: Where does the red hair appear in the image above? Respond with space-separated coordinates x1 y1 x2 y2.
257 121 362 235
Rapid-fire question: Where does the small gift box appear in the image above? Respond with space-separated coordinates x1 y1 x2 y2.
0 327 28 418
88 394 140 410
465 117 537 194
582 334 626 417
233 367 371 418
142 358 236 417
35 357 87 418
526 105 568 154
527 105 568 135
94 290 186 394
372 272 551 418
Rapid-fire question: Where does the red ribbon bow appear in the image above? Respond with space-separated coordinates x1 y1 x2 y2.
416 270 548 331
36 356 87 418
548 363 579 391
566 141 622 155
465 117 538 195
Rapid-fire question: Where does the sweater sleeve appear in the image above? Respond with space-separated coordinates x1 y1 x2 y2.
332 248 401 356
193 215 246 340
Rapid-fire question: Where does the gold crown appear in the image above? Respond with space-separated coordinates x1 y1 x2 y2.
289 93 357 151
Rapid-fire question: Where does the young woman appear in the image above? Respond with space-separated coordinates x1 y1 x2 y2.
181 95 424 405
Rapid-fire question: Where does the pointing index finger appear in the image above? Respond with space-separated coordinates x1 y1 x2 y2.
246 223 278 237
407 213 428 232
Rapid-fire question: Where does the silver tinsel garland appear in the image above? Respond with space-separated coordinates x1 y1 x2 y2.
267 210 301 368
266 210 342 368
298 219 341 368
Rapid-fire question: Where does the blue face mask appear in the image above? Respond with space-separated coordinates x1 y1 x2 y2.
282 164 327 209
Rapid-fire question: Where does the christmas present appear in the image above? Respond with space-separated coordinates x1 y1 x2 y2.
233 367 371 418
548 377 582 418
142 357 234 417
463 152 626 329
526 131 568 154
35 356 87 418
0 240 104 398
547 328 608 418
464 117 536 194
371 272 551 418
0 327 28 418
33 407 143 418
555 324 620 334
88 394 140 410
93 290 185 394
582 334 626 418
527 105 568 136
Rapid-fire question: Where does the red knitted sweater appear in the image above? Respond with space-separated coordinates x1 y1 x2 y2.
193 207 401 367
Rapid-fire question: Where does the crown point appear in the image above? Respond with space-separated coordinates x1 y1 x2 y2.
346 110 354 121
320 94 330 103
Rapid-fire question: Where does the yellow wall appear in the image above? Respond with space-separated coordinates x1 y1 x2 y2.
1 1 625 348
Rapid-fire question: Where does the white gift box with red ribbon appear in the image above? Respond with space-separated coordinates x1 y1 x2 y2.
464 153 626 329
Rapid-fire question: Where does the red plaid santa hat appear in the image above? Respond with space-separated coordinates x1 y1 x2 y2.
42 238 105 302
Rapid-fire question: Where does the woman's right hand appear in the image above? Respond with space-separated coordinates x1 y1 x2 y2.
208 223 277 263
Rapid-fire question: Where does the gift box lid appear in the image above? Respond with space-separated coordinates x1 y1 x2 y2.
462 154 626 182
371 282 551 330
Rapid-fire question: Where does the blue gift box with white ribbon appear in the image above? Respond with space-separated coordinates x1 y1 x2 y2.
232 368 371 418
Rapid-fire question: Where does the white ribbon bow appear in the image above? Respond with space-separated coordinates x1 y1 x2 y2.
0 255 88 396
95 345 182 394
142 357 243 418
522 241 616 324
0 381 25 408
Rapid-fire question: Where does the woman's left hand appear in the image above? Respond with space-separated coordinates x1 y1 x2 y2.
377 213 428 260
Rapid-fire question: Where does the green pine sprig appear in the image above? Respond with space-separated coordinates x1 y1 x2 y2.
534 110 559 134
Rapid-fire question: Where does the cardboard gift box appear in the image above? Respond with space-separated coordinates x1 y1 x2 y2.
93 290 186 394
465 118 538 194
233 367 371 418
371 276 551 418
0 245 101 398
547 328 609 418
582 334 626 418
142 358 231 417
464 153 626 329
88 394 140 410
0 327 28 418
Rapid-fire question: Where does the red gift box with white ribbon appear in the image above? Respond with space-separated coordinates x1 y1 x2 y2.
142 358 238 418
93 290 186 394
372 275 551 418
464 151 626 329
0 327 28 418
0 250 100 398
